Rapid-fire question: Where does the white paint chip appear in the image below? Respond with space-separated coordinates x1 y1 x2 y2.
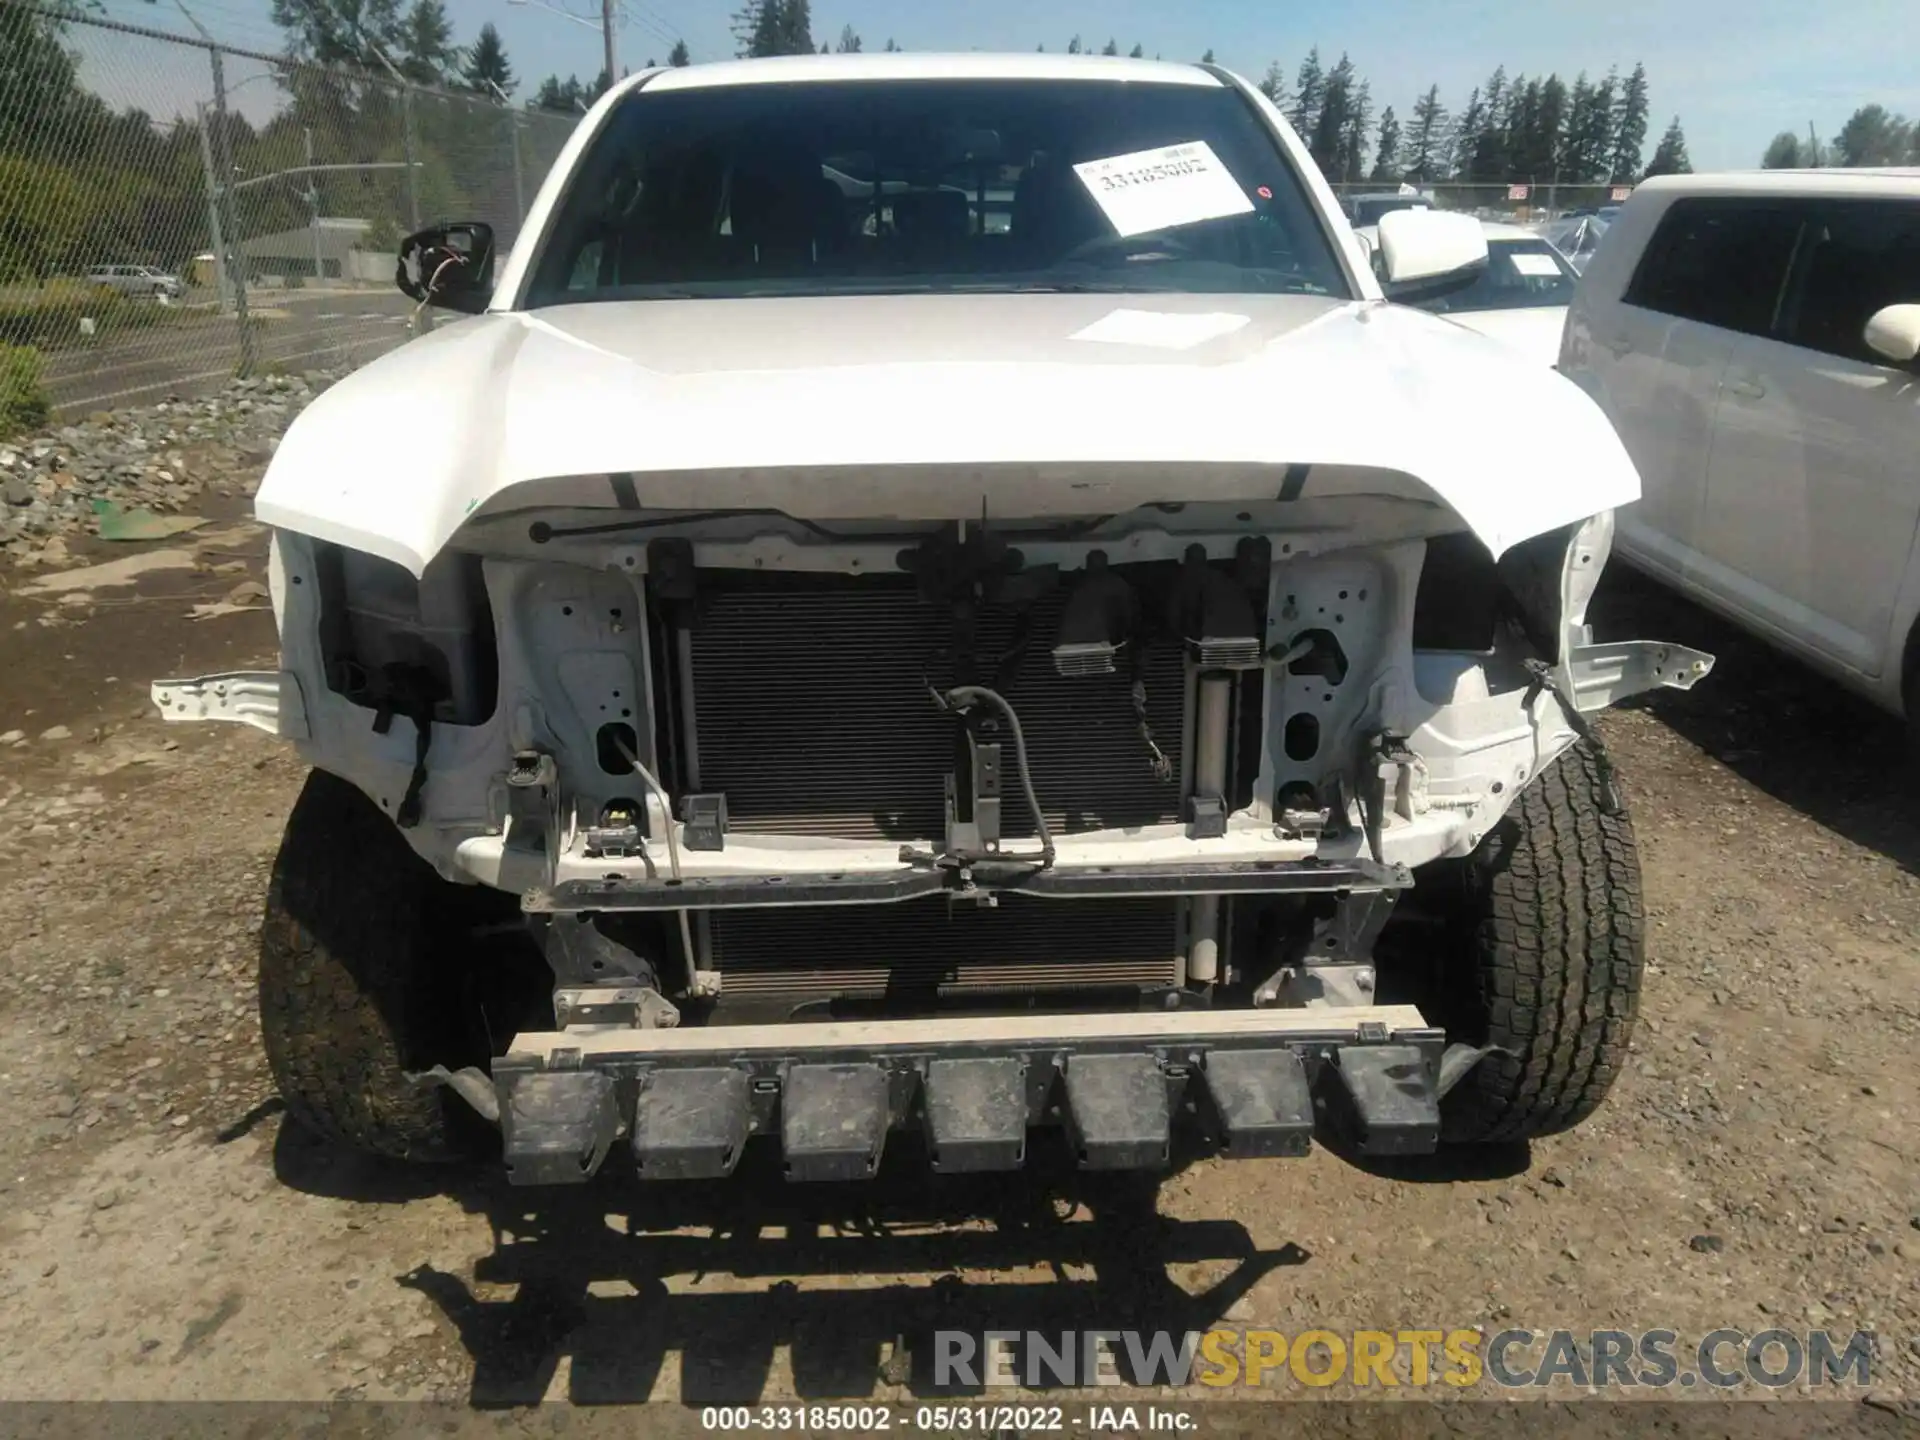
1070 309 1252 351
1072 140 1255 238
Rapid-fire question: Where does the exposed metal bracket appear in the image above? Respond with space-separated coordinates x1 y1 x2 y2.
1567 639 1715 711
1254 888 1398 1008
553 985 680 1030
151 671 308 739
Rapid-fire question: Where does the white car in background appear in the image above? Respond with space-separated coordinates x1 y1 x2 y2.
1357 220 1578 365
1562 170 1920 728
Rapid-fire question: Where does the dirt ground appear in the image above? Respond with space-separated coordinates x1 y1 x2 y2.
0 515 1914 1423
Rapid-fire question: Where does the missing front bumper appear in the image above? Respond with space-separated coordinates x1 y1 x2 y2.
493 1004 1447 1185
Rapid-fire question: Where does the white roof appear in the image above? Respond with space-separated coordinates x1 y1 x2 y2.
1632 169 1920 199
627 52 1223 94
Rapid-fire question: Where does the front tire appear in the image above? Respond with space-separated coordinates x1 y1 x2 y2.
259 769 494 1162
1432 739 1646 1144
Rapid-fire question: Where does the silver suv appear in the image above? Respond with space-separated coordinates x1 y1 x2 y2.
85 264 183 299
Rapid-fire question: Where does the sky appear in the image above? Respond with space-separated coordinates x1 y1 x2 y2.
81 0 1920 171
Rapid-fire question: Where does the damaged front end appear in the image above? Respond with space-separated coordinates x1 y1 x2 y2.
155 469 1709 1181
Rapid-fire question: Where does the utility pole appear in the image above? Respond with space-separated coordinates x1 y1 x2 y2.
602 0 618 88
207 48 256 374
195 104 231 312
304 127 325 283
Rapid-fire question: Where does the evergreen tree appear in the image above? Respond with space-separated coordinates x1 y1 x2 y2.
1066 36 1082 55
1200 48 1215 64
1644 116 1691 177
1342 79 1373 182
835 24 861 53
1128 43 1144 59
1101 38 1119 56
461 21 514 95
396 0 457 85
1834 104 1914 166
270 0 403 69
884 38 899 52
1468 66 1508 181
1289 47 1324 136
1404 84 1448 182
1610 62 1650 183
1537 74 1569 175
668 39 690 66
1369 105 1401 183
1448 87 1483 179
1309 53 1357 179
1257 60 1289 110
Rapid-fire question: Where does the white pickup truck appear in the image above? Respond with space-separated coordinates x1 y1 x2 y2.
155 52 1709 1187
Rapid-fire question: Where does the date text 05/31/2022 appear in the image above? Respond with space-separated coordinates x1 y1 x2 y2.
699 1405 1192 1432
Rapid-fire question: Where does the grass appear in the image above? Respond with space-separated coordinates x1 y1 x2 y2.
0 343 51 440
0 278 193 352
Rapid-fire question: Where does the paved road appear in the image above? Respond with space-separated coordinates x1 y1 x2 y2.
39 288 417 416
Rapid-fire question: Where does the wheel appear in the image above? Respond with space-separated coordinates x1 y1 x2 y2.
259 769 505 1162
1423 739 1646 1144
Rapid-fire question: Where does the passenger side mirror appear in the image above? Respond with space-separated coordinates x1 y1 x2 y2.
1863 303 1920 366
396 222 495 314
1377 209 1488 302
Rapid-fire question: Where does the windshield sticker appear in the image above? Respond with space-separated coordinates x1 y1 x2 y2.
1510 252 1563 278
1070 308 1252 350
1072 141 1255 238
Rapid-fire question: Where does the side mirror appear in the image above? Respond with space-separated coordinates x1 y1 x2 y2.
396 222 495 314
1864 303 1920 366
1377 209 1488 302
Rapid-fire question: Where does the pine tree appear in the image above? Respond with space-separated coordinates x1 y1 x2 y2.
884 38 899 52
1644 117 1691 177
1342 79 1373 183
1309 53 1356 179
1200 48 1215 64
1404 84 1447 182
835 24 861 53
1290 47 1324 136
1128 43 1144 59
1537 74 1569 176
1257 60 1289 110
1610 62 1650 183
396 0 457 84
1449 87 1483 180
1067 36 1082 55
668 39 690 66
1469 67 1508 181
1101 38 1119 56
462 21 514 95
1370 105 1402 183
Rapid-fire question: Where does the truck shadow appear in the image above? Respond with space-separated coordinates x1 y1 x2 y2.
1590 565 1920 876
274 1120 1308 1407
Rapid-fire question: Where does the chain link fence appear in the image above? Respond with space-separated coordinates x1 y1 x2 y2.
0 2 577 425
1327 180 1637 225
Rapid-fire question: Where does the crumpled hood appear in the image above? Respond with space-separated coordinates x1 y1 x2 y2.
257 291 1640 573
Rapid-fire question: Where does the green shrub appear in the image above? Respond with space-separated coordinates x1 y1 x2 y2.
0 279 172 350
0 344 50 440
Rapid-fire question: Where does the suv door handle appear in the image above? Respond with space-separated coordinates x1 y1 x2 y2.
1722 373 1766 400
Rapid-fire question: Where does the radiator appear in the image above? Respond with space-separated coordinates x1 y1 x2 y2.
684 573 1189 1000
685 575 1187 842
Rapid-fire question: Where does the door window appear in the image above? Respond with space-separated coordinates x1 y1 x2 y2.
1777 200 1920 364
1623 198 1805 338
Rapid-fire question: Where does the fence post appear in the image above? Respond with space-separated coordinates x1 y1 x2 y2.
402 86 421 230
208 45 255 375
195 103 231 313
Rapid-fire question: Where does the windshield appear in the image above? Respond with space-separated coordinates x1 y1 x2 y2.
1541 215 1609 259
524 78 1351 305
1423 238 1578 313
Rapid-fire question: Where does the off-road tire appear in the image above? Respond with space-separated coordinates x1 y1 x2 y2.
259 768 490 1162
1438 738 1645 1144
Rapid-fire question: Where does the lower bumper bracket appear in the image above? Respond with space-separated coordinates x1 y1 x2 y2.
782 1064 891 1181
1323 1044 1441 1155
1063 1053 1171 1170
500 1070 620 1185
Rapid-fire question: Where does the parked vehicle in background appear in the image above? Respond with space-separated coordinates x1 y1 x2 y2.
153 53 1708 1192
1562 170 1920 730
1539 215 1610 273
1347 188 1435 226
1357 219 1576 365
85 264 184 299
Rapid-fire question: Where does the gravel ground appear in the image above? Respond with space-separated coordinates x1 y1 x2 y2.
0 392 1913 1422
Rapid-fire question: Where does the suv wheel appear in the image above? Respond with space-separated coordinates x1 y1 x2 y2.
1409 740 1646 1144
259 769 508 1162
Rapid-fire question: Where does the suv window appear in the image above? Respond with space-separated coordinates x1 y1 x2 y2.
525 78 1350 306
1779 199 1920 364
1623 198 1805 337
